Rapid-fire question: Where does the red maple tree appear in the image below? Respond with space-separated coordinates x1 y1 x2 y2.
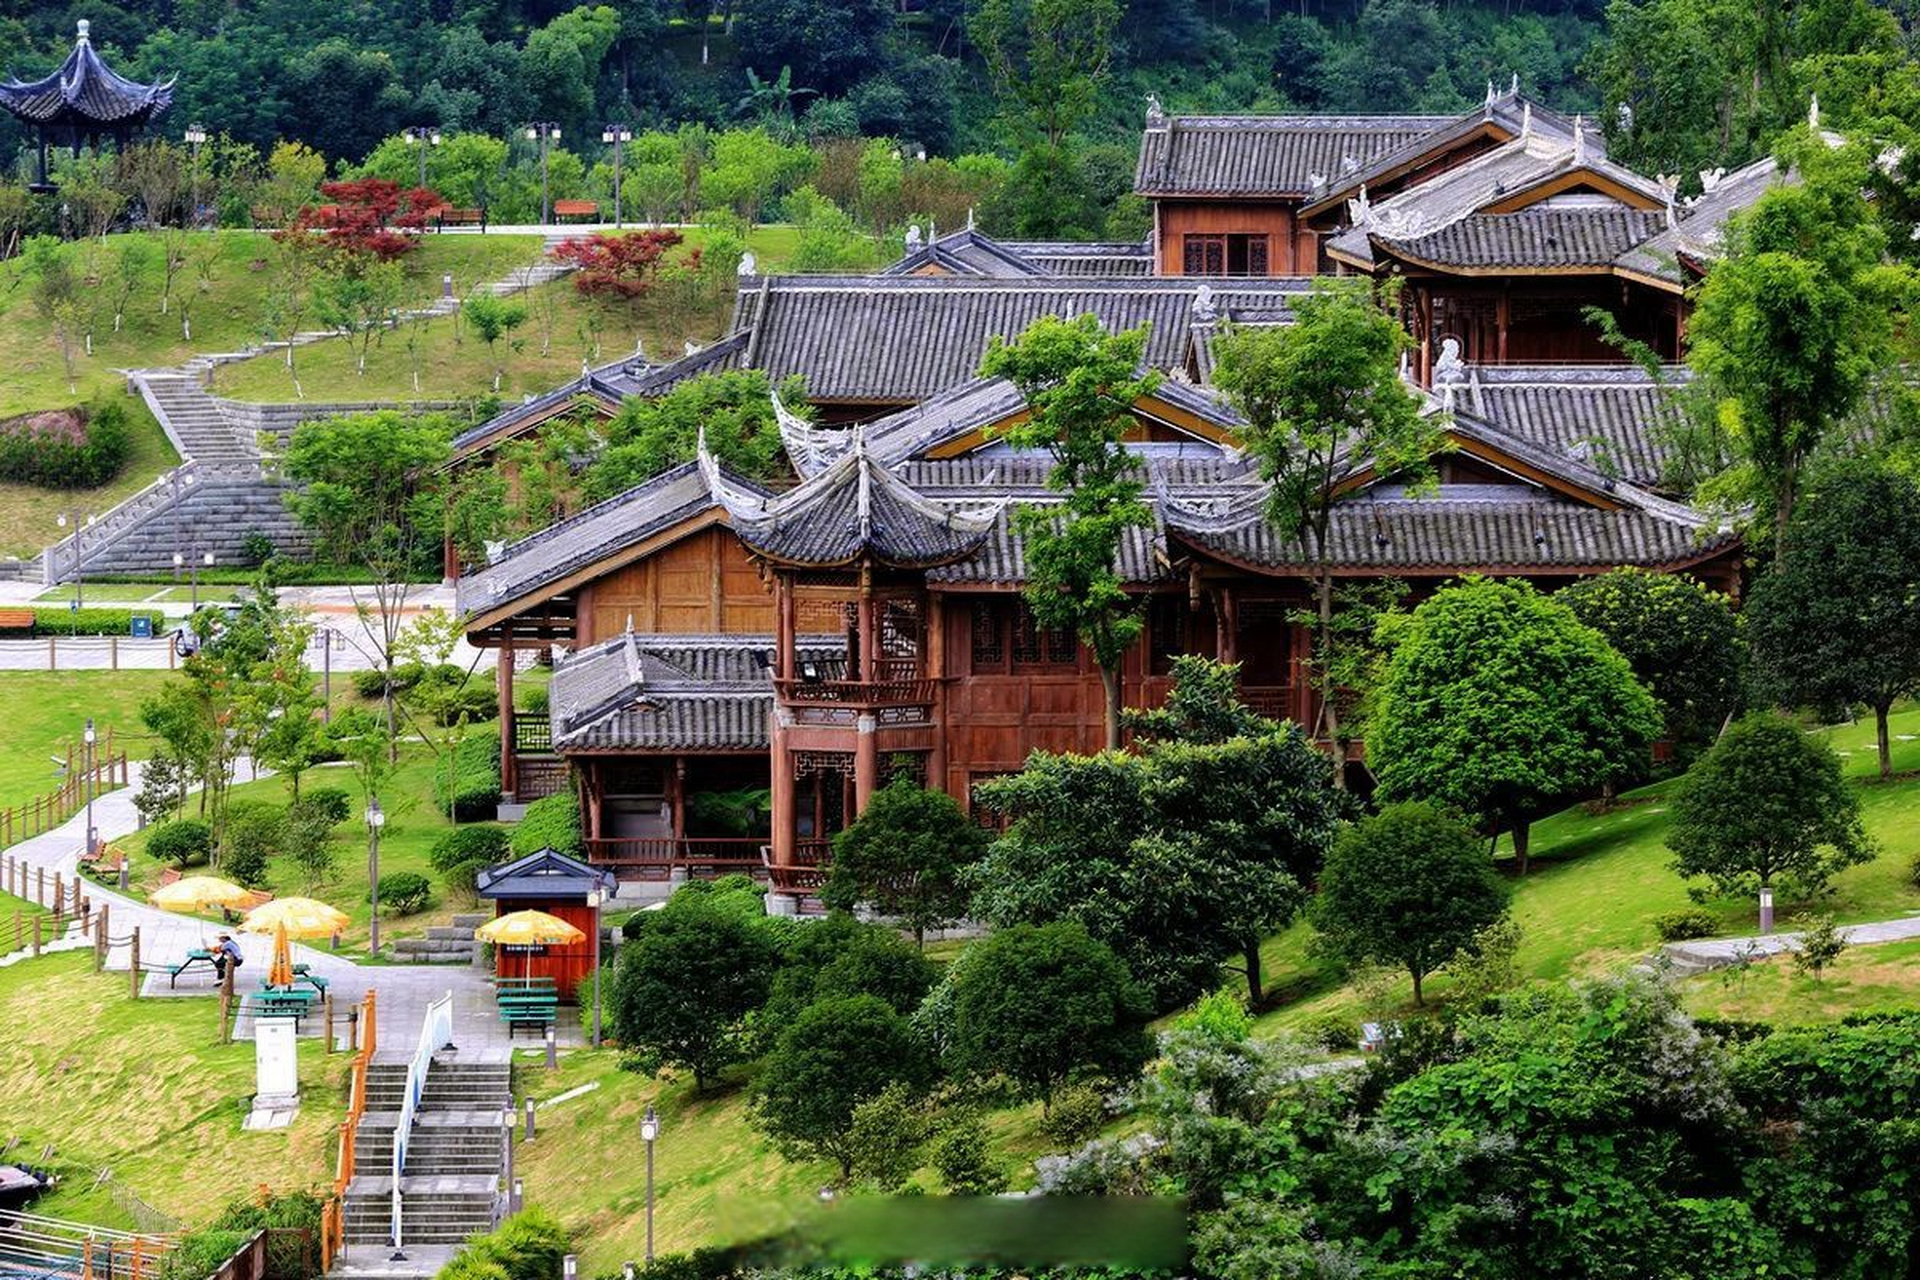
279 179 447 261
549 230 686 298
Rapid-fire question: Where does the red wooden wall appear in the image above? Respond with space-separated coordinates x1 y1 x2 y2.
493 899 598 1002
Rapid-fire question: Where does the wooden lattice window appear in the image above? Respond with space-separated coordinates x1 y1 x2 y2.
970 599 1006 669
1013 601 1077 668
1148 595 1187 675
1182 233 1270 277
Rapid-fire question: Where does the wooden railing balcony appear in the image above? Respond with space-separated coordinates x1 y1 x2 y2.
764 839 832 896
1240 685 1295 721
773 677 936 708
513 712 553 755
584 836 768 880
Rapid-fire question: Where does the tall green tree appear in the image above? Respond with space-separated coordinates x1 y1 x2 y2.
750 995 928 1180
823 778 989 946
1370 578 1661 874
1668 712 1872 923
1211 280 1440 784
1746 461 1920 779
1312 802 1508 1005
1686 134 1913 556
980 315 1158 750
610 890 779 1091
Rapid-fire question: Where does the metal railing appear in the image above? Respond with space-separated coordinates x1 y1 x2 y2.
392 992 453 1250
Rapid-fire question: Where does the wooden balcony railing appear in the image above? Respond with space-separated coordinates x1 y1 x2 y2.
1240 685 1295 721
774 677 935 708
584 836 768 879
764 840 833 896
513 712 553 754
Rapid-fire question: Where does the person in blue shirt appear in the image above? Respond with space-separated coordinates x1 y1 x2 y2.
212 933 243 982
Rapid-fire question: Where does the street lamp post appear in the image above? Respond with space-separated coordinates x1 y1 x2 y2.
56 511 92 608
184 125 207 226
82 718 96 858
640 1106 659 1261
600 124 632 228
586 885 606 1046
403 126 443 191
176 549 213 610
366 797 386 956
525 123 561 225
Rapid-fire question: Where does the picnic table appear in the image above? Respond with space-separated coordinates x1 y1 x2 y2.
167 949 215 988
495 976 558 1037
252 987 318 1027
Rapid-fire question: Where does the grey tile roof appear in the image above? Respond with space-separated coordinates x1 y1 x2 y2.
925 502 1174 585
1167 497 1735 571
457 462 730 619
1135 114 1456 197
729 275 1312 403
1451 364 1691 488
1011 242 1154 277
475 847 616 900
1615 155 1781 284
1376 208 1670 270
701 430 1003 568
549 633 842 751
0 23 173 129
882 228 1050 278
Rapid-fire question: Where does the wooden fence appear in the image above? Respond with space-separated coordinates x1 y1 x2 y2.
319 990 376 1271
0 729 129 848
0 854 96 957
206 1227 317 1280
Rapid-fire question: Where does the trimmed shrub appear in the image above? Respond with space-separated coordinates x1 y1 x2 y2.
430 824 511 893
510 792 582 858
222 803 287 887
374 871 432 915
443 1209 571 1280
26 606 165 636
297 787 352 826
239 530 276 565
0 397 130 488
1653 908 1718 942
433 683 498 727
148 818 213 868
930 1115 1008 1196
433 733 502 821
1296 1012 1361 1055
1038 1082 1107 1147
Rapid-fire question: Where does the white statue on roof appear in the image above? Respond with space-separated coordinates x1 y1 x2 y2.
737 251 757 277
1191 283 1218 323
1434 337 1466 385
904 224 923 252
1145 93 1166 126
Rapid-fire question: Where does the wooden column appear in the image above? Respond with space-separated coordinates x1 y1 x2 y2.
854 716 878 812
769 714 795 867
669 757 687 842
1417 285 1434 386
497 640 517 801
1496 285 1510 364
775 577 796 680
926 594 948 798
856 587 876 682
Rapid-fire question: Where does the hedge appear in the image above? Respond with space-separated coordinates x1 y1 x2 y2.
433 732 501 822
1 607 167 636
0 398 131 488
510 792 582 858
435 1210 570 1280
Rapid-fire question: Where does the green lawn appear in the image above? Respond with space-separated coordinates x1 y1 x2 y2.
1251 706 1920 1035
0 232 545 416
112 734 488 951
0 393 178 557
214 225 805 406
0 672 173 814
0 951 343 1228
33 583 242 606
1681 935 1920 1025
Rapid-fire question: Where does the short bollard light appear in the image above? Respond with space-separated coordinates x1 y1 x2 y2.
524 1096 536 1141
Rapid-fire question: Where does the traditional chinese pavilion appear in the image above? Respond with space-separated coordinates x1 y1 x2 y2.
0 20 174 192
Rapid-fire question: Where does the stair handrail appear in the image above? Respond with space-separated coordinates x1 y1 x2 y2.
392 991 454 1251
321 989 375 1271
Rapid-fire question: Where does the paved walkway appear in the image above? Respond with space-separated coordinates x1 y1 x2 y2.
1662 912 1920 975
2 761 584 1054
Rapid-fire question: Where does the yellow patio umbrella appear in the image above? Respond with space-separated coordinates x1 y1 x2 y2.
476 909 585 982
149 875 252 912
240 897 351 989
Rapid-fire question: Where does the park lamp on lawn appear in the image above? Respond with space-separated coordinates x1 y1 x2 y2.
525 122 562 225
641 1105 660 1260
82 718 96 858
403 126 442 191
366 797 386 957
601 124 632 228
184 124 207 225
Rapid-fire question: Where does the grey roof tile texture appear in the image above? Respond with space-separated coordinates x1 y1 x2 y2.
0 26 173 127
1378 208 1671 269
1135 114 1455 196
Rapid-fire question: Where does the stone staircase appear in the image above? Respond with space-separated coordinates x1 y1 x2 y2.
134 371 260 463
391 914 487 966
343 1057 511 1249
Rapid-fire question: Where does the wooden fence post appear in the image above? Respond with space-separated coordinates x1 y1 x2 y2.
35 865 44 906
129 928 140 998
30 915 40 957
323 994 334 1054
95 902 108 971
53 876 64 917
46 634 54 671
110 636 118 671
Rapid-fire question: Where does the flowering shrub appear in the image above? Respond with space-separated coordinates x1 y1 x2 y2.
549 229 684 297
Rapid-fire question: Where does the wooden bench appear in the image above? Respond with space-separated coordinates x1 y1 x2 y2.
0 609 33 634
552 200 598 223
437 207 487 231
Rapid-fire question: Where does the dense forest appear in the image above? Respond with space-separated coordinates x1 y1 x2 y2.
1 0 1916 238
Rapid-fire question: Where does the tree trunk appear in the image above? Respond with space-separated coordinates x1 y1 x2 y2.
1772 466 1795 565
1243 939 1263 1006
1315 563 1346 789
1876 700 1893 780
1100 663 1122 751
1511 820 1531 876
1411 967 1424 1006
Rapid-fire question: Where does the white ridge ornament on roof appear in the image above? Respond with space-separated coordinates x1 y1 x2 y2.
770 391 852 477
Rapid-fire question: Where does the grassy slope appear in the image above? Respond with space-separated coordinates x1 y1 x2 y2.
0 951 344 1228
0 396 178 557
214 226 803 405
1682 935 1920 1025
1251 706 1920 1034
0 671 173 812
112 735 486 951
0 233 544 416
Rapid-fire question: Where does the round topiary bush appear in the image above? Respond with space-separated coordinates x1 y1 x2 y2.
296 787 352 826
373 871 433 916
429 824 511 872
148 818 213 868
1653 907 1718 942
